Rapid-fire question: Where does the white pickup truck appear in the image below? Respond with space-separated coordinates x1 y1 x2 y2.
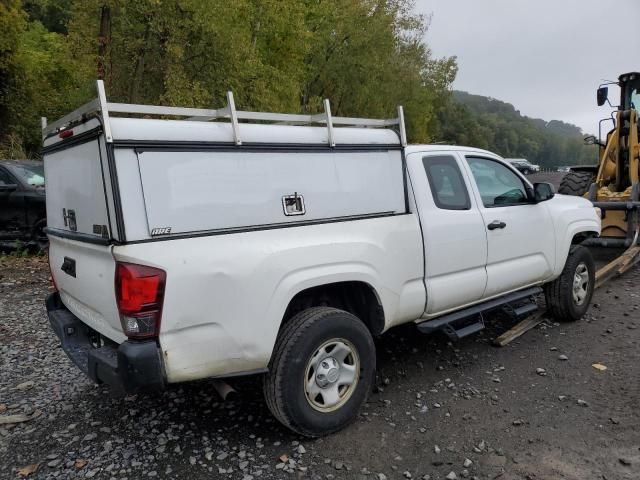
43 82 600 436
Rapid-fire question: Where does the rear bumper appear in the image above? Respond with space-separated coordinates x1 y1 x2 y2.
46 292 165 393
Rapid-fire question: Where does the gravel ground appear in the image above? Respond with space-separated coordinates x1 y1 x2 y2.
1 253 639 480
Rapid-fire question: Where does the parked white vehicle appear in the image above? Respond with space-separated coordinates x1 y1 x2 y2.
43 81 600 436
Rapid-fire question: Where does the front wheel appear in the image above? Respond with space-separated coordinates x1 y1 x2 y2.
544 245 595 321
263 307 375 437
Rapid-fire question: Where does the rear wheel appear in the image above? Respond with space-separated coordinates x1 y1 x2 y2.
263 307 375 437
544 245 595 322
558 171 595 196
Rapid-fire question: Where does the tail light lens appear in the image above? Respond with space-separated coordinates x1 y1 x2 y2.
115 262 166 339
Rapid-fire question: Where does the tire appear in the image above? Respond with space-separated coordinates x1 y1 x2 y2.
544 245 595 322
30 218 48 252
263 307 375 437
558 171 595 196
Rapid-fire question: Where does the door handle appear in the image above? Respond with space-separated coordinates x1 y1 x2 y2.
487 220 507 230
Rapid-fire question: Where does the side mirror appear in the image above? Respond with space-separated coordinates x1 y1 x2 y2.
584 135 597 145
597 86 608 106
534 182 555 203
0 183 18 192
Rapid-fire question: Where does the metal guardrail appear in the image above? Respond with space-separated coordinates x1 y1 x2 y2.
42 80 407 147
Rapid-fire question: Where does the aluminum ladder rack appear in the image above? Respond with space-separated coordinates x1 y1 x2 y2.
42 80 407 148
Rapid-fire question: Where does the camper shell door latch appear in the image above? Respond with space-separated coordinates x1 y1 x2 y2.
282 193 306 216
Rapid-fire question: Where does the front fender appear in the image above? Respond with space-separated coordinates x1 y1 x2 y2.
553 217 601 277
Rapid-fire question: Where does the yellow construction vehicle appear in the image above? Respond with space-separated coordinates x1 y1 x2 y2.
559 72 640 248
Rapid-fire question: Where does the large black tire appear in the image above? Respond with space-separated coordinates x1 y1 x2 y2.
544 245 595 322
558 171 595 196
263 307 375 437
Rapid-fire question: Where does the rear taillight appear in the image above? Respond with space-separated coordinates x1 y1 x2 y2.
115 262 166 339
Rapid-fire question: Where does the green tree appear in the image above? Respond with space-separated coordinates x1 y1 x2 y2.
0 0 27 156
435 90 598 167
2 0 458 155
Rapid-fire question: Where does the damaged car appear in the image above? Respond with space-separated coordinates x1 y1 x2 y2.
0 160 47 249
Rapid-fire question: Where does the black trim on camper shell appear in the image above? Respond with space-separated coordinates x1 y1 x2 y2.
400 149 410 214
104 142 127 241
41 127 104 155
45 211 410 246
116 140 403 153
44 227 112 245
121 211 407 245
97 136 115 242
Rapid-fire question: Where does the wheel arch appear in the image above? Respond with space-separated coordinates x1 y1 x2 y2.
553 220 600 277
279 280 386 337
571 230 599 245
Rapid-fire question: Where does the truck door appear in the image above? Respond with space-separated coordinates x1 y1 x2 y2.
463 155 555 298
407 151 488 315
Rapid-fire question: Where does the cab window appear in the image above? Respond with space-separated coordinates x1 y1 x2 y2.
466 157 529 207
422 155 470 210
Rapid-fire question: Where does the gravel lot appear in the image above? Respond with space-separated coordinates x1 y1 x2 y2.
1 249 639 480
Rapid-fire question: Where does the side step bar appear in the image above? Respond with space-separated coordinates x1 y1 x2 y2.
417 286 542 340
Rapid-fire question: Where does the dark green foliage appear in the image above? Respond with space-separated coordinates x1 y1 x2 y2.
0 0 457 157
24 0 73 34
0 0 596 167
434 91 598 168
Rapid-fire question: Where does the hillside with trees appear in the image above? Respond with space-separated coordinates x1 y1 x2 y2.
433 91 598 167
0 0 456 157
1 0 596 168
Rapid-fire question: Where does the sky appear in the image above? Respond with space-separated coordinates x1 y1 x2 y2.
415 0 639 134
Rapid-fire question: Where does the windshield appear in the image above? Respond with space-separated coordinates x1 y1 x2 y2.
622 79 640 110
9 164 45 187
630 88 640 110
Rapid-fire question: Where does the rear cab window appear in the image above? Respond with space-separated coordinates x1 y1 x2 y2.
422 155 470 210
466 156 529 207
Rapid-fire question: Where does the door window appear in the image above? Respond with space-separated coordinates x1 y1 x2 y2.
422 155 470 210
466 157 529 207
0 168 13 185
